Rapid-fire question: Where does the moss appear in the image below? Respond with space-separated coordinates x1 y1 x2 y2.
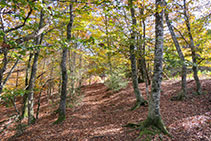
137 126 161 141
171 91 186 101
28 116 36 125
171 94 185 101
143 116 169 135
125 116 172 140
54 112 65 124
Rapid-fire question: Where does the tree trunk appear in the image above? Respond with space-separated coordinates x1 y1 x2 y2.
129 0 146 106
57 3 73 123
27 8 44 124
164 5 187 96
146 0 168 134
70 45 76 94
105 14 112 74
183 0 201 95
21 52 33 119
27 50 40 124
138 6 150 85
0 49 8 96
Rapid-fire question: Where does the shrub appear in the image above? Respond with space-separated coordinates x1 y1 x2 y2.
105 74 128 92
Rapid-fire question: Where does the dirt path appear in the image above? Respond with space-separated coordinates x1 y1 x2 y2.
1 80 211 140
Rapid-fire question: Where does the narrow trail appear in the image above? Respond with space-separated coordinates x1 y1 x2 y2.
1 80 211 141
14 83 142 141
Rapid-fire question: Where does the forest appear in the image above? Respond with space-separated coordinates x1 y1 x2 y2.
0 0 211 140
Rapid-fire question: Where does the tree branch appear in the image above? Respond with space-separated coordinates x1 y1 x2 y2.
173 26 189 45
16 23 51 44
5 7 33 33
3 56 21 85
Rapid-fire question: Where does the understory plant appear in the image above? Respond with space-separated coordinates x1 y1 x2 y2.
105 73 128 92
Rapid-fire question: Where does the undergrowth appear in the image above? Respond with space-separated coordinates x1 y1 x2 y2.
104 74 128 92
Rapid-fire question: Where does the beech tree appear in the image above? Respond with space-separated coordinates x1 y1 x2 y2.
56 2 74 123
0 0 210 139
183 0 202 95
143 0 168 134
164 1 187 98
129 0 146 109
27 8 45 124
0 0 52 97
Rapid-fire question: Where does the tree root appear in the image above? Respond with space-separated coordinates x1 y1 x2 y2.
171 94 186 101
54 114 65 124
124 117 173 140
53 108 66 124
170 92 186 101
130 100 148 111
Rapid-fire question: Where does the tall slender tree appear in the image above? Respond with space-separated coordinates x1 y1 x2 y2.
129 0 146 109
27 8 44 125
164 1 187 97
143 0 168 134
56 2 74 123
183 0 202 95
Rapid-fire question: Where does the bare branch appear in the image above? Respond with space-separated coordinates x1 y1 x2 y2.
173 26 189 45
3 56 21 85
5 7 33 33
16 23 51 44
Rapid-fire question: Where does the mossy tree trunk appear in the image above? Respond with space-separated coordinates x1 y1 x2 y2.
129 0 146 106
146 0 168 134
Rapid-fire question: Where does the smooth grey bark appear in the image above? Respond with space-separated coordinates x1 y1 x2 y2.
164 4 187 96
27 9 44 125
68 44 76 94
145 0 168 134
138 6 150 85
27 50 40 124
129 0 146 106
21 53 33 119
57 3 73 122
183 0 201 95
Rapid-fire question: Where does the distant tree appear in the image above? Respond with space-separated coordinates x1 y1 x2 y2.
129 0 146 109
183 0 202 95
164 1 187 98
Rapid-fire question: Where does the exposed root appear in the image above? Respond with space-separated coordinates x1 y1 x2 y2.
130 100 147 111
171 94 186 101
125 117 172 140
53 109 66 124
54 114 65 124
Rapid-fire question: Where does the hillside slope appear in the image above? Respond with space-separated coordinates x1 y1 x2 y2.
1 79 210 140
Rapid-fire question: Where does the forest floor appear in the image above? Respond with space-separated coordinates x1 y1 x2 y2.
0 79 211 141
